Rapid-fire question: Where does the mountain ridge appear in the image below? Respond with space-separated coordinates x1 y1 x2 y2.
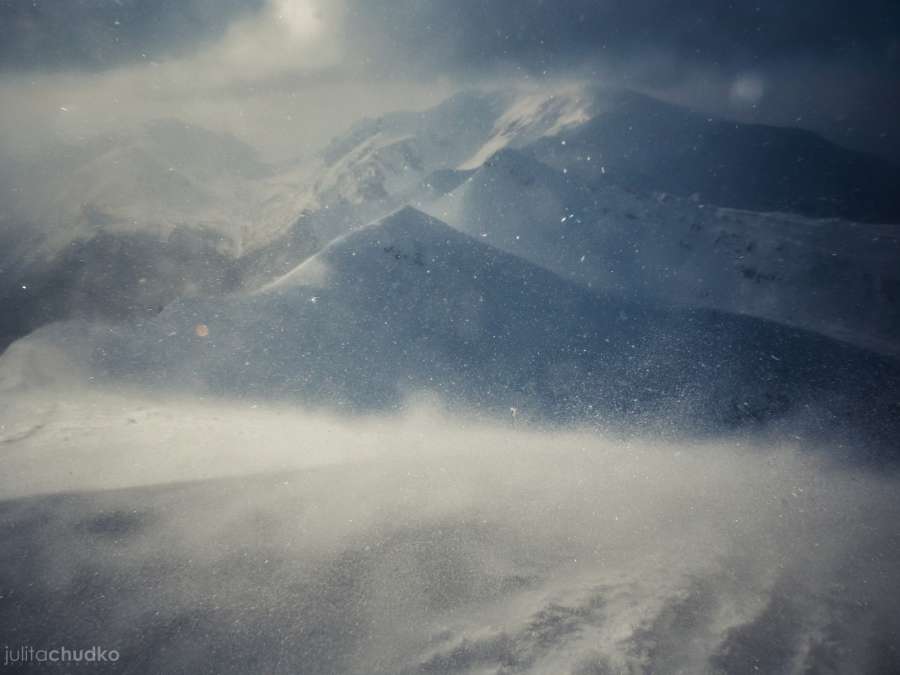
425 147 900 356
9 207 897 452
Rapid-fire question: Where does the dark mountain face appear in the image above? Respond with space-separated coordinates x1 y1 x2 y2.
527 90 900 223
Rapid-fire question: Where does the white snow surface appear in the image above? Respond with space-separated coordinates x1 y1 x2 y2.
424 148 900 355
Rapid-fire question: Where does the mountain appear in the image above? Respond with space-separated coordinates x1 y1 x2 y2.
237 83 900 299
525 88 900 223
424 148 900 355
238 90 524 270
274 87 592 218
4 86 899 355
15 207 899 448
309 85 900 227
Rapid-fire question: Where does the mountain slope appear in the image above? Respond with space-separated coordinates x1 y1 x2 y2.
13 208 899 447
425 148 900 355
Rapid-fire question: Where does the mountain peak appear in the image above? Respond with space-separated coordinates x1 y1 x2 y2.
258 207 475 293
372 206 454 238
324 206 479 271
479 147 564 184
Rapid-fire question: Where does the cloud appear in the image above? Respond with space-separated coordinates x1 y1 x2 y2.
0 0 343 86
335 0 900 160
6 1 897 80
0 0 451 161
0 0 265 72
338 0 900 74
1 1 898 161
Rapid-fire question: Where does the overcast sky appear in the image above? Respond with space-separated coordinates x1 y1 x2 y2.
1 0 898 161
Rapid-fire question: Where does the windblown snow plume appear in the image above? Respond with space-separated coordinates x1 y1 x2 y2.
0 365 899 673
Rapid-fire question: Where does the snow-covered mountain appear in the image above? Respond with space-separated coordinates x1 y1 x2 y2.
424 148 900 355
3 84 899 359
7 85 896 268
239 84 900 328
16 207 898 447
528 89 900 223
301 84 900 229
244 86 608 258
